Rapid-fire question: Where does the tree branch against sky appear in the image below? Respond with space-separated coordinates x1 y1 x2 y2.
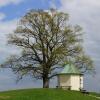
1 9 93 88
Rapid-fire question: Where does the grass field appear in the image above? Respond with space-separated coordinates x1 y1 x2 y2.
0 89 99 100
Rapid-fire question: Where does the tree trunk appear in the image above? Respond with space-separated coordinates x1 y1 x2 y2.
43 77 49 88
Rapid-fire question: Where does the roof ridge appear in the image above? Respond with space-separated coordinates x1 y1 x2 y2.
60 64 81 75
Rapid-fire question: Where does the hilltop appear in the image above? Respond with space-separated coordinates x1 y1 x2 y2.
0 89 99 100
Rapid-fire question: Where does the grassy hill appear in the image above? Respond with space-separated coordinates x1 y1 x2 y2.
0 89 99 100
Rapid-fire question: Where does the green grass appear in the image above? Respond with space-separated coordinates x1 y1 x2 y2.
0 88 99 100
91 92 100 97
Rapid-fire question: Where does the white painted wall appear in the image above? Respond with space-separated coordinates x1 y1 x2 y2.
57 74 83 91
58 75 71 87
71 75 80 91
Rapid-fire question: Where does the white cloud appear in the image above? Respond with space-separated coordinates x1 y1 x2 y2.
49 0 57 9
0 0 24 7
0 18 19 62
0 13 6 21
59 0 100 59
41 0 57 9
0 19 17 34
59 0 100 92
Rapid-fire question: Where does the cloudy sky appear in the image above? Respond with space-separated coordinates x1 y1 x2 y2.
0 0 100 92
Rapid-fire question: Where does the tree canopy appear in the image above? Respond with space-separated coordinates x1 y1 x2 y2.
1 9 93 88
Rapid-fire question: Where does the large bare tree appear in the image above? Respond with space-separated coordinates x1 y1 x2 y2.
1 9 93 88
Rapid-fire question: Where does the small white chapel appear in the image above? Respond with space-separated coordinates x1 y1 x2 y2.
57 64 83 91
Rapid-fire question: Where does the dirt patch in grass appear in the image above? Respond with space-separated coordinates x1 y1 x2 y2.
0 96 11 99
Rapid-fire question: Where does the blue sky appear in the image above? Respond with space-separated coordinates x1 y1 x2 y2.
0 0 61 91
0 0 61 21
0 0 100 92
